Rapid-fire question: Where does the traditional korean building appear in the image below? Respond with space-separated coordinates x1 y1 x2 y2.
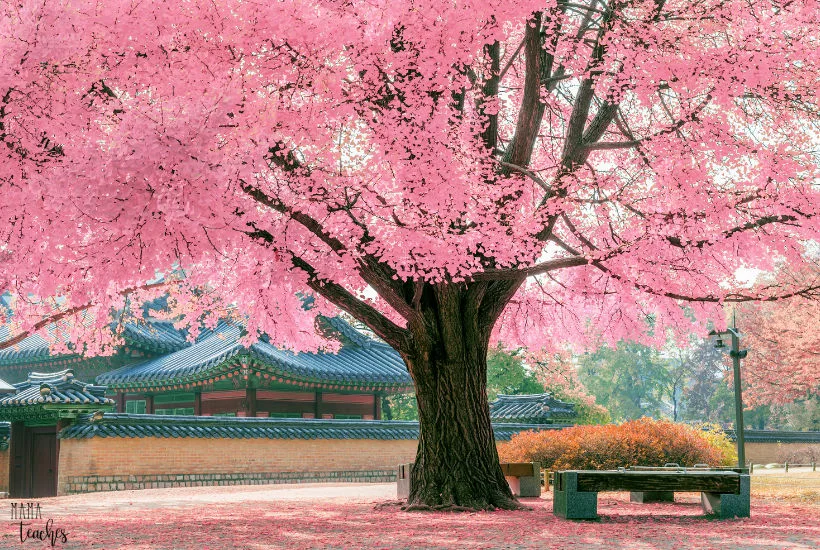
96 316 412 420
0 308 413 421
489 393 577 424
0 306 414 498
0 370 114 497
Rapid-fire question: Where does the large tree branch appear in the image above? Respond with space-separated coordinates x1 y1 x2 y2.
289 256 409 349
0 281 171 352
496 160 550 192
532 1 618 244
243 145 422 325
545 234 820 304
585 90 713 152
501 11 546 168
244 225 409 348
588 257 820 303
479 40 500 152
472 256 589 280
241 180 347 255
666 213 810 250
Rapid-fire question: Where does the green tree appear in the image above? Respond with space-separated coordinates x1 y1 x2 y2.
485 345 544 402
579 342 672 422
779 397 820 431
381 393 419 421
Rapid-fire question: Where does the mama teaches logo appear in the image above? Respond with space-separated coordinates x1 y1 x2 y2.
10 503 68 546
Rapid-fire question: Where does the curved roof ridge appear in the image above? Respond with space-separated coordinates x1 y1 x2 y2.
24 368 75 385
100 317 411 389
494 392 556 400
0 369 114 409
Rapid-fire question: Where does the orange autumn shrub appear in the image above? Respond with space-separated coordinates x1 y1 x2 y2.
498 418 725 470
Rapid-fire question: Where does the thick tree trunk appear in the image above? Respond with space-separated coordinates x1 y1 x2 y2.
406 351 519 510
403 290 523 511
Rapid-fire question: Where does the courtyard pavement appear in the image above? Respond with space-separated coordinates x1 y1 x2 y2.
41 482 398 516
1 482 817 549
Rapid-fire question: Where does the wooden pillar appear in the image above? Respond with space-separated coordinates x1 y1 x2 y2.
115 393 126 413
193 391 202 416
246 388 257 417
315 391 322 418
375 395 382 420
145 394 155 414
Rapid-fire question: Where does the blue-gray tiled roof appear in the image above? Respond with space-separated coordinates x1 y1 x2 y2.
119 319 191 354
0 325 64 366
58 412 566 442
0 314 192 367
727 430 820 444
96 318 412 390
0 369 114 408
489 393 577 423
0 377 15 393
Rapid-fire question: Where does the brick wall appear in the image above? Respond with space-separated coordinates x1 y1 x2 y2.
745 442 784 464
57 437 418 495
745 442 820 464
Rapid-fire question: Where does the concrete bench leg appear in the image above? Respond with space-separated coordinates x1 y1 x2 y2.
396 463 413 500
507 474 541 497
518 474 542 497
553 472 598 519
700 474 750 518
630 491 674 503
505 476 521 496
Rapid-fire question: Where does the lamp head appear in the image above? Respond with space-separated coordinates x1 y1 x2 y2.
708 329 727 349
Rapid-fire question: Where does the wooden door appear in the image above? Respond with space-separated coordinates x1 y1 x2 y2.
9 422 28 498
30 429 57 498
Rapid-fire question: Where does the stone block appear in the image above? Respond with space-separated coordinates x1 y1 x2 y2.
396 463 413 500
505 475 521 496
518 474 542 497
553 472 598 520
701 474 750 518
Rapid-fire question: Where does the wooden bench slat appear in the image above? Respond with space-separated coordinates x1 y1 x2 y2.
500 463 536 477
573 471 740 494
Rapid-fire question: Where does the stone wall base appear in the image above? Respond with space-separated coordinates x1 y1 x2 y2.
60 469 397 494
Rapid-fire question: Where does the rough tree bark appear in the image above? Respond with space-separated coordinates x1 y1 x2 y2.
401 282 525 511
406 348 518 510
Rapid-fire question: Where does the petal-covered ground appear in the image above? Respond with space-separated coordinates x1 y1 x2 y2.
2 482 817 549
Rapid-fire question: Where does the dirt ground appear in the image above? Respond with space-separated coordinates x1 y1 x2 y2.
2 482 818 549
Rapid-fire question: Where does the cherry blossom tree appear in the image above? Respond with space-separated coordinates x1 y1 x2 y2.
740 296 820 407
3 0 820 509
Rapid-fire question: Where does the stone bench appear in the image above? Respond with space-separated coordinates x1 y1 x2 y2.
553 469 750 520
397 462 541 499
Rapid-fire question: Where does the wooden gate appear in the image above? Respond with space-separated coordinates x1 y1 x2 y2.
9 424 58 498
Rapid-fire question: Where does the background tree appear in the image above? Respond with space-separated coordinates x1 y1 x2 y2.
485 345 545 402
530 349 612 424
677 340 737 425
3 1 820 509
739 295 820 407
578 341 670 421
381 393 420 422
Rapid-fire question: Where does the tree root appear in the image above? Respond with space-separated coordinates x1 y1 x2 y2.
402 503 478 513
401 495 531 513
372 500 406 510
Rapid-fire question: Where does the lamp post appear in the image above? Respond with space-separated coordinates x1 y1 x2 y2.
709 315 748 470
